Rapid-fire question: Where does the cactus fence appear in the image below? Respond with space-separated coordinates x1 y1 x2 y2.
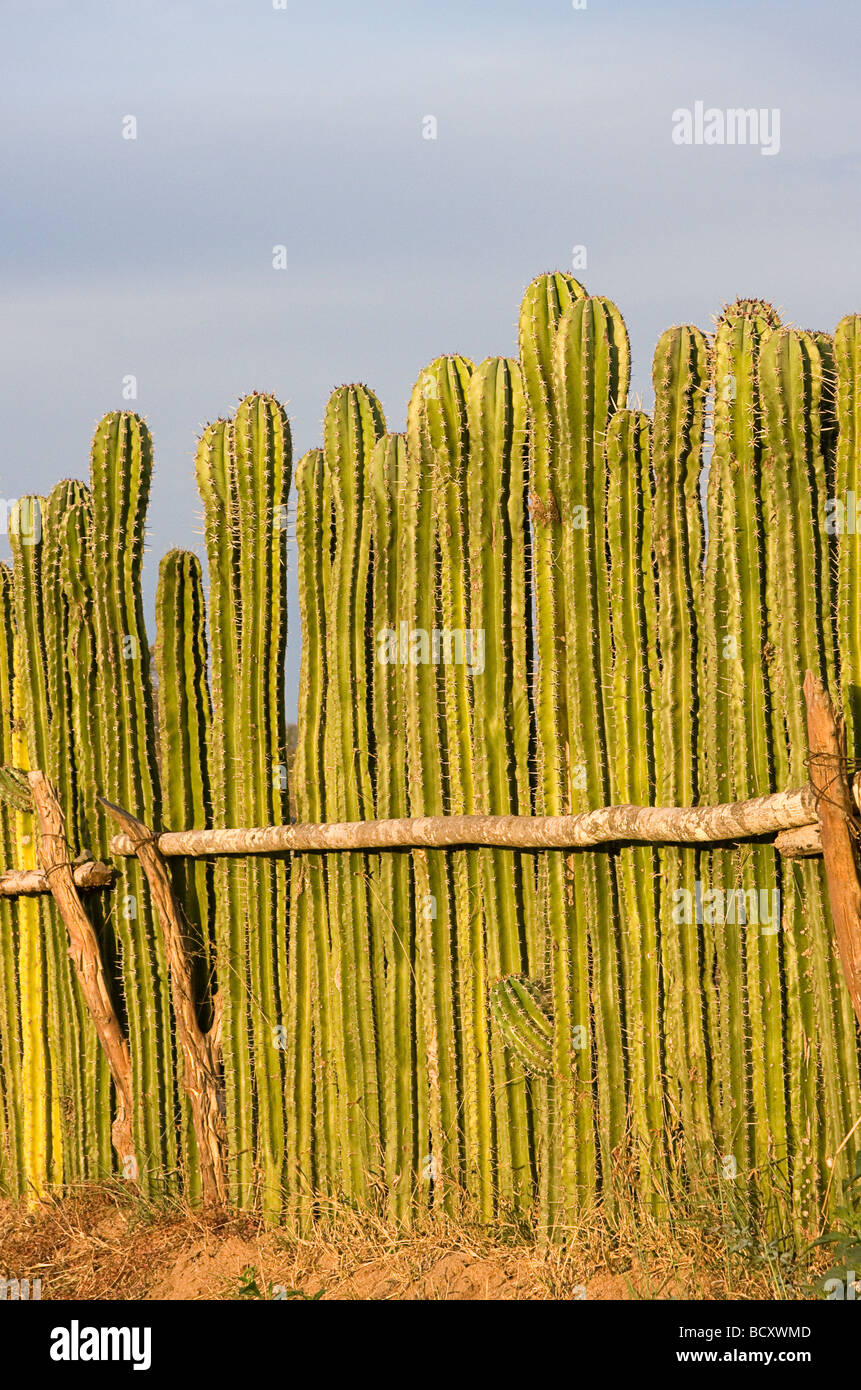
1 276 860 1240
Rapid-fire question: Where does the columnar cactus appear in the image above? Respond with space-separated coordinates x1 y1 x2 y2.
835 314 861 753
466 357 536 1215
651 326 712 1168
704 301 792 1205
518 271 587 1226
155 549 215 1203
759 329 861 1204
195 394 291 1214
368 432 421 1219
404 359 467 1211
89 413 177 1189
553 294 629 1205
605 408 665 1201
0 566 22 1194
292 447 336 1215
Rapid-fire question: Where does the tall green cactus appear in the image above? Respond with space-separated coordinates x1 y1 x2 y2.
759 329 860 1208
195 395 291 1214
836 314 861 753
605 408 665 1202
518 271 587 1228
155 549 215 1202
323 385 386 1202
0 565 22 1194
404 360 467 1212
89 413 177 1189
368 432 422 1219
292 448 335 1217
704 301 796 1213
651 325 713 1176
466 356 536 1215
553 295 629 1208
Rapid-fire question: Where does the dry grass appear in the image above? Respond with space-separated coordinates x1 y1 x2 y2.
0 1180 834 1301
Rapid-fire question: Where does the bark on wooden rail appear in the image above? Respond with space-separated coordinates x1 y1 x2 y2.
109 783 818 858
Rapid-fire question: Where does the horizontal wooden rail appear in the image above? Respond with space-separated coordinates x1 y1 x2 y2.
109 784 819 858
0 859 114 898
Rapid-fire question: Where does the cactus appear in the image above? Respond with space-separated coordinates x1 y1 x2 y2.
292 448 335 1216
466 356 537 1214
368 432 421 1219
489 977 554 1078
759 329 861 1206
155 549 215 1202
0 566 22 1194
605 408 665 1200
518 271 587 1226
404 359 467 1211
195 395 291 1213
89 413 177 1189
322 385 386 1202
835 314 861 751
703 301 797 1212
553 294 629 1207
651 325 713 1174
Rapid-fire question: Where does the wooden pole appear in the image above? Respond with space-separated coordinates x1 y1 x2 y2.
98 795 227 1207
803 672 861 1028
27 772 135 1168
108 782 818 859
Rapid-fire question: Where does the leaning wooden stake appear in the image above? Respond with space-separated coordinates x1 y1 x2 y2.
27 771 135 1167
803 672 861 1028
98 795 227 1206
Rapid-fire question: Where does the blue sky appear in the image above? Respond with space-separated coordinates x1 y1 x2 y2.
2 0 859 714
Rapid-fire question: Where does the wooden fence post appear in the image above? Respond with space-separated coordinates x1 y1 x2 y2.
27 771 136 1170
803 672 861 1028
